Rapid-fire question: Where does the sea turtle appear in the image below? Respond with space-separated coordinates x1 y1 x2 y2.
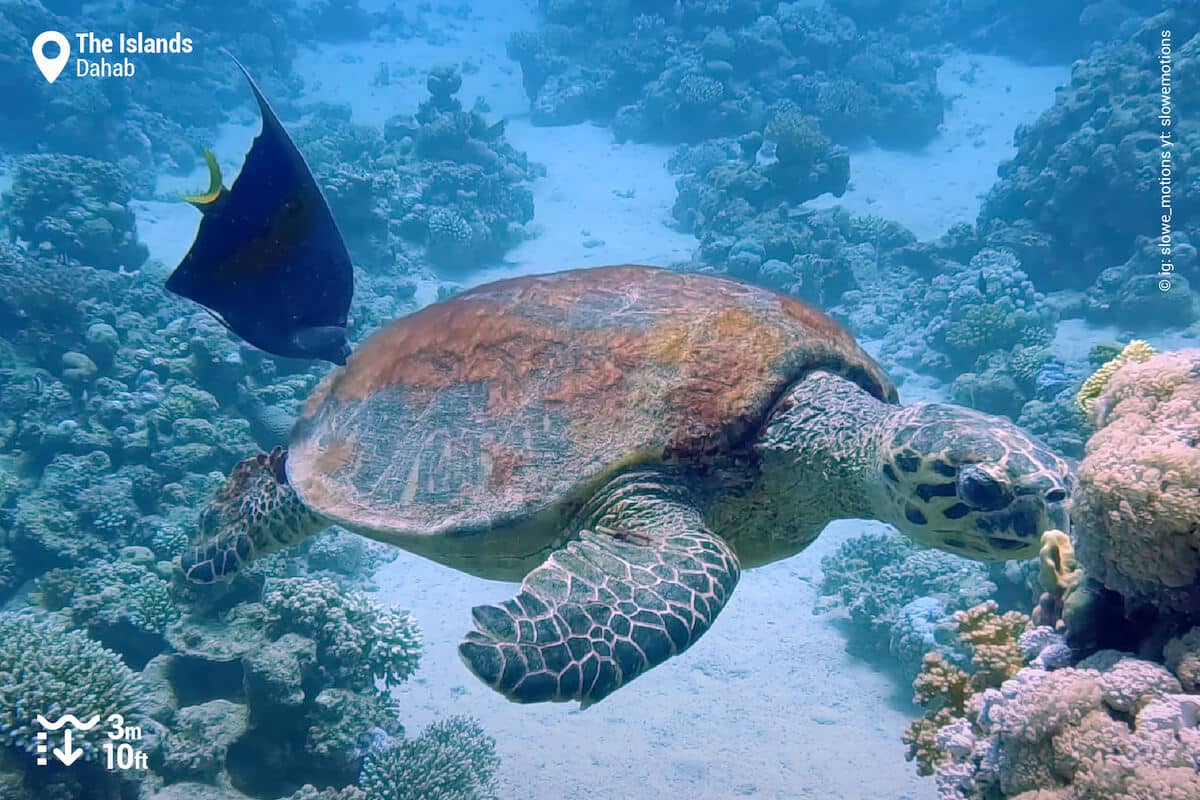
182 265 1072 706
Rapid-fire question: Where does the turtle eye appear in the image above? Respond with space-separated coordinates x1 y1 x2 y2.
957 465 1013 511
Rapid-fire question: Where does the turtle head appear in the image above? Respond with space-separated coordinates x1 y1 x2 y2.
180 447 321 583
875 403 1073 560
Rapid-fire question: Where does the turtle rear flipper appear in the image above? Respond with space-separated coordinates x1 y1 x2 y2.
458 474 741 706
180 447 326 583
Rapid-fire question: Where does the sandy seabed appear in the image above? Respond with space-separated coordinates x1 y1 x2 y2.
127 1 1080 796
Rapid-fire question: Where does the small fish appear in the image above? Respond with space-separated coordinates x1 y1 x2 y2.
165 51 354 365
31 373 44 396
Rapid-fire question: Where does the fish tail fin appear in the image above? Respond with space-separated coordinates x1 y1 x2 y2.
181 147 226 210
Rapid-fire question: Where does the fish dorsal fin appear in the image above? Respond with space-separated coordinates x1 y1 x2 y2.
181 147 226 210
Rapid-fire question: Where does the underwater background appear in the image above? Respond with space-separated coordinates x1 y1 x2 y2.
1 0 1198 799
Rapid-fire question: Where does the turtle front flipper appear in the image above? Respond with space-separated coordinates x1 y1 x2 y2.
459 473 741 706
180 447 327 583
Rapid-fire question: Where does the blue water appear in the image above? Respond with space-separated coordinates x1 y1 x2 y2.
2 1 1197 799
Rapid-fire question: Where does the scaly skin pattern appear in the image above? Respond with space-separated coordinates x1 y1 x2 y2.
737 372 1073 564
180 448 327 583
458 470 739 705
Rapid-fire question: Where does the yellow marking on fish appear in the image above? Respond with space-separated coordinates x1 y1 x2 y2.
181 147 225 208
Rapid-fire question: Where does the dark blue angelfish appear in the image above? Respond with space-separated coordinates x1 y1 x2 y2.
166 53 353 365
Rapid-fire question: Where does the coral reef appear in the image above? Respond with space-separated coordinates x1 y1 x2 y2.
977 13 1200 293
509 1 945 149
359 716 501 800
0 614 146 762
903 601 1031 777
296 67 539 273
262 577 422 692
4 155 148 270
817 530 999 680
922 249 1057 373
922 649 1199 800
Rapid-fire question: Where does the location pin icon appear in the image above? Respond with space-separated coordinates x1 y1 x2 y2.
32 31 70 84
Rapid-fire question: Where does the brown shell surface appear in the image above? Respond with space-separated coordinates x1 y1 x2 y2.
289 265 897 534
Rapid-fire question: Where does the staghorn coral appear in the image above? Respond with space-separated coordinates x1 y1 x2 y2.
1072 348 1200 613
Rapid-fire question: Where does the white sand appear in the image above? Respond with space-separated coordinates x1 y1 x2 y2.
382 522 930 800
123 4 1084 797
810 52 1067 240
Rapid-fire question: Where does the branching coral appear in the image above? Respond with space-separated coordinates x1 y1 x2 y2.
0 612 145 763
263 576 422 691
904 601 1031 777
818 530 998 681
1072 348 1200 613
36 558 179 639
359 716 500 800
819 531 997 643
955 602 1030 688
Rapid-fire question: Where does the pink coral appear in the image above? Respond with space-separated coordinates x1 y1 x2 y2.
1165 627 1200 692
1073 349 1200 612
955 654 1196 799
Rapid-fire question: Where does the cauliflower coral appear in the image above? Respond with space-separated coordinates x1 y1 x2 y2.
932 652 1199 800
1072 349 1200 612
